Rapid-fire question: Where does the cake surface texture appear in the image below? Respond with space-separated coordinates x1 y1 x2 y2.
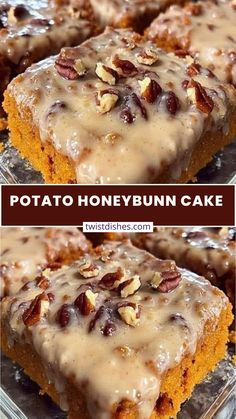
1 240 233 419
146 0 236 85
88 0 184 31
0 227 91 297
3 27 236 184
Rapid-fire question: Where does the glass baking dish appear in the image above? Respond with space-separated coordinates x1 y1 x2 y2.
0 130 236 184
1 344 235 419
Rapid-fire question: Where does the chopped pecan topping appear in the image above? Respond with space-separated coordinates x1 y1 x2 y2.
7 7 17 24
36 275 50 290
102 321 117 337
158 268 182 293
150 262 182 293
99 268 124 290
132 93 148 119
165 91 180 115
73 58 86 76
137 48 159 65
175 50 189 58
95 63 118 85
120 108 134 124
187 80 214 113
186 3 202 16
30 18 50 26
150 272 163 289
55 57 78 80
113 56 137 76
139 77 162 103
74 290 98 316
22 293 49 326
186 231 207 240
96 90 119 114
118 302 141 327
7 5 29 24
120 92 148 123
186 62 201 77
119 275 141 298
89 305 116 336
57 304 71 328
78 261 100 278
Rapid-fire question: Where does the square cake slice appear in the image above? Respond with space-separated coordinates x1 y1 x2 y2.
88 0 184 32
4 28 236 184
146 0 236 85
1 240 233 419
0 227 91 297
0 0 95 121
132 227 236 308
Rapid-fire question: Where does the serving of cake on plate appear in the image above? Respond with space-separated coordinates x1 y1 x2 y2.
146 0 236 86
0 0 95 123
0 240 233 418
0 227 91 298
3 27 236 184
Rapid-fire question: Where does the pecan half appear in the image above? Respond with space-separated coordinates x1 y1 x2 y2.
118 302 141 327
113 56 137 76
187 80 214 113
99 268 123 290
55 57 78 80
95 63 118 85
22 293 49 326
158 269 182 293
150 262 182 293
139 77 162 103
137 48 159 65
74 290 97 316
78 261 100 278
119 275 141 298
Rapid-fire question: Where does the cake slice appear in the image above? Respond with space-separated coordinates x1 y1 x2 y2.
0 0 95 123
0 227 91 298
3 27 236 184
146 0 236 86
88 0 184 32
1 240 233 419
132 227 236 307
